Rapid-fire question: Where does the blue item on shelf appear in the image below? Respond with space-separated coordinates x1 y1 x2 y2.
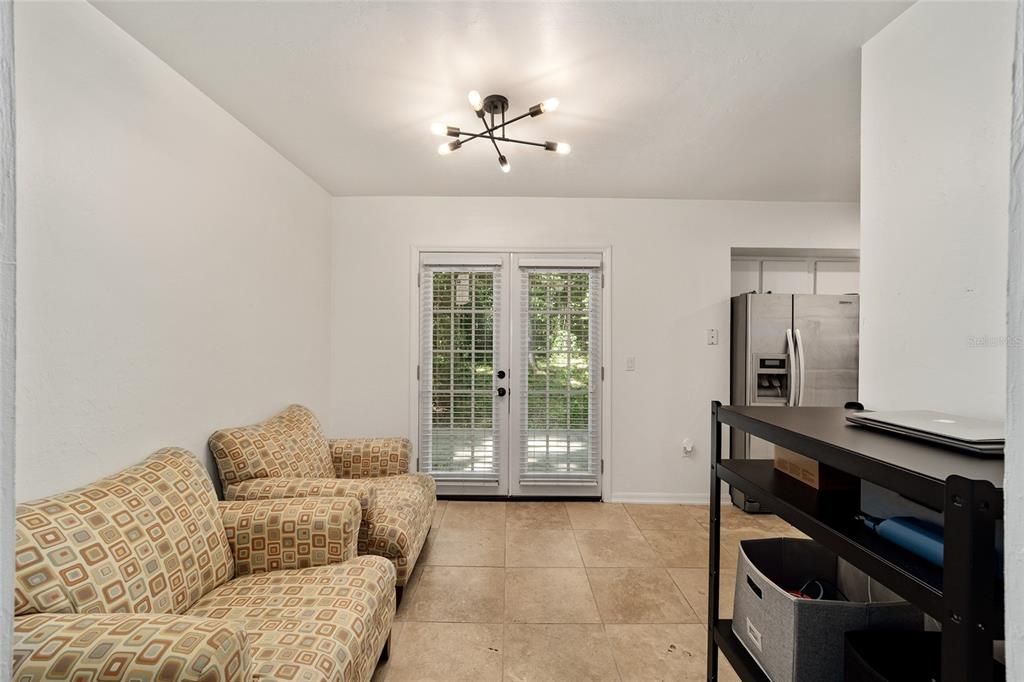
859 514 944 567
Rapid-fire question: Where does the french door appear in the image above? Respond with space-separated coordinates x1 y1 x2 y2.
418 251 604 498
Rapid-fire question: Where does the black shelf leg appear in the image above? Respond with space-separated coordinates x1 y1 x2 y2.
707 400 723 681
942 475 999 682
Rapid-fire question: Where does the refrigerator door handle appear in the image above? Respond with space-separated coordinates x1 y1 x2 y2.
794 328 806 407
785 328 797 407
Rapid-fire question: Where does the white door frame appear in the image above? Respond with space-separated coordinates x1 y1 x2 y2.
409 245 613 499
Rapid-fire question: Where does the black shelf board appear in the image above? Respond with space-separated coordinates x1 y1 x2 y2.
718 406 1004 512
717 458 946 619
713 620 769 682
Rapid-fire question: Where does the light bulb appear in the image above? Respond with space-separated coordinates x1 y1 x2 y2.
540 97 560 113
498 155 510 173
430 122 446 136
544 141 572 155
438 140 461 156
468 90 483 111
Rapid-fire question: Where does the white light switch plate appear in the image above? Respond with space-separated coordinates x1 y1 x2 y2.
625 356 636 371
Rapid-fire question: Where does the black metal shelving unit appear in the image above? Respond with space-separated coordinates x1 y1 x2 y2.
706 402 1005 682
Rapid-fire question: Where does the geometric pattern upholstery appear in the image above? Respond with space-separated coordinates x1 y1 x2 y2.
330 438 410 479
224 478 375 560
364 474 435 585
219 498 362 577
188 558 396 682
12 447 396 682
209 405 335 492
13 447 234 617
209 405 437 586
12 612 251 681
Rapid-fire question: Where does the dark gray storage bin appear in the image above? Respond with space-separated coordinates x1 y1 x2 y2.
732 538 922 682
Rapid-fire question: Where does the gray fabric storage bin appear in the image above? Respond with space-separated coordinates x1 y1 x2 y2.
732 538 922 682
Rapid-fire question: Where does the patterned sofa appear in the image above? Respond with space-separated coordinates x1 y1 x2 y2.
13 448 395 682
209 405 436 593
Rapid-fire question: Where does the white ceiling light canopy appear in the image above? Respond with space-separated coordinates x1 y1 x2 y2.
431 91 571 173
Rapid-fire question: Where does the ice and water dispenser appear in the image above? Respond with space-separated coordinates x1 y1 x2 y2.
753 354 789 403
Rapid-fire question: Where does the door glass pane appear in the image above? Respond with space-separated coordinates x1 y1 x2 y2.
520 269 601 482
420 267 502 478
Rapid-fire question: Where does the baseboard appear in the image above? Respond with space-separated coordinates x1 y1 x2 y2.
608 492 710 505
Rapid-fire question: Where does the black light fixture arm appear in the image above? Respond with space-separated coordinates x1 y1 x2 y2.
454 110 533 147
453 131 548 149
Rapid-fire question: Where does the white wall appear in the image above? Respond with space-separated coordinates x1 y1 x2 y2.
1004 1 1023 675
860 1 1015 420
14 1 332 501
330 197 858 502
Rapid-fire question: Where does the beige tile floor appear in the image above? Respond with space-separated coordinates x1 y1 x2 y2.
373 501 804 682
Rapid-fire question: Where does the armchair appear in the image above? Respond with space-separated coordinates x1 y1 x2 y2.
210 405 436 590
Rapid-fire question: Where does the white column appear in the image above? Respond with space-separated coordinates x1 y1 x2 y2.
1005 1 1024 676
0 0 16 675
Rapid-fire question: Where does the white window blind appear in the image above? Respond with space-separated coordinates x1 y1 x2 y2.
518 266 602 484
419 265 503 481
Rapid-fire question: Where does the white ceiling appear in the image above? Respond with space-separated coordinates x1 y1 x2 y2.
94 1 909 201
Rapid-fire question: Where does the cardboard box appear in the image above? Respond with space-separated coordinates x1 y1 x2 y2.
774 446 856 491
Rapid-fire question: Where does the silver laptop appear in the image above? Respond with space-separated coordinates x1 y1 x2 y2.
846 410 1005 454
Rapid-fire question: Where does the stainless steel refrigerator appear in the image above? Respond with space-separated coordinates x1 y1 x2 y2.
729 293 860 511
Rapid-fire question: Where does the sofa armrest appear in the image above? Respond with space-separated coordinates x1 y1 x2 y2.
218 497 361 576
13 612 251 681
330 437 411 478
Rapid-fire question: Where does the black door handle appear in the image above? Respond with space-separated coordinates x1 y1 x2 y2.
496 387 507 397
497 370 506 379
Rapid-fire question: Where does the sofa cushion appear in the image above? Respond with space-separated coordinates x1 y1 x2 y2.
209 405 334 492
13 448 233 617
187 556 395 682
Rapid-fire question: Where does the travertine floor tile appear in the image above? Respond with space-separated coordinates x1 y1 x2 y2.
432 500 447 528
504 624 620 681
640 529 710 568
380 500 750 681
605 624 707 682
587 568 699 623
443 501 508 529
575 530 660 567
400 566 505 623
624 504 705 532
374 622 502 682
421 528 506 567
506 501 572 529
668 567 737 623
506 529 582 567
566 502 638 530
505 567 601 623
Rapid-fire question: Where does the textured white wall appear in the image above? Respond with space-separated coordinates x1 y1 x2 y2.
14 1 332 501
330 197 859 502
859 1 1015 420
0 0 14 672
1005 1 1023 675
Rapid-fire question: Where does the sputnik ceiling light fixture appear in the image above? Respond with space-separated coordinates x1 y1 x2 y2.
432 90 571 173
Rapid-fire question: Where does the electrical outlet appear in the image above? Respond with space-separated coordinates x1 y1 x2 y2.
682 438 694 457
707 329 719 345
